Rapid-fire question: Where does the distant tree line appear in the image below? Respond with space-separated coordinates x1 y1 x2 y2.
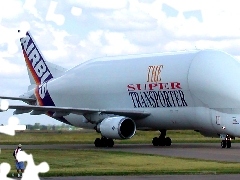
26 123 80 131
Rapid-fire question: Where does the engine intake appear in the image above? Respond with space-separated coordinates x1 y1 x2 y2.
97 116 136 139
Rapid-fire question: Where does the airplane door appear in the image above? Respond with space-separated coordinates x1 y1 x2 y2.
210 111 223 132
215 116 221 125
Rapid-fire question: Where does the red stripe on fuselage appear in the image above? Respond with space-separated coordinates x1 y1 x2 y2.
34 86 44 106
23 50 41 85
34 86 53 117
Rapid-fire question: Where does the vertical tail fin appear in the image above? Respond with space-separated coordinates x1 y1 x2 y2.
20 31 66 89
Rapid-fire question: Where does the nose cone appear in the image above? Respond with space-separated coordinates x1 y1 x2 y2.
188 50 240 109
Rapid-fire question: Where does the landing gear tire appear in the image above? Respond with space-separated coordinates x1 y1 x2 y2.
221 140 226 148
94 137 114 147
94 138 101 147
152 137 172 146
107 138 114 147
227 140 231 148
221 140 231 148
165 137 172 146
152 137 159 146
152 130 172 147
158 137 166 146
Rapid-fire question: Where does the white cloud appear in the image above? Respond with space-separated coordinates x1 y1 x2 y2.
71 6 82 16
0 14 25 55
0 0 23 20
70 0 128 9
92 0 157 31
95 9 156 31
87 30 104 47
77 30 139 60
42 28 70 62
119 0 240 40
1 0 240 125
164 41 194 52
45 1 65 26
101 31 139 55
23 0 43 20
0 56 25 77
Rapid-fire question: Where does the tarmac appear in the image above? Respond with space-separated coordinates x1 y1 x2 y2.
2 143 240 179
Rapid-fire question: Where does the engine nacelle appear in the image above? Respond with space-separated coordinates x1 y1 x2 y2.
97 116 136 139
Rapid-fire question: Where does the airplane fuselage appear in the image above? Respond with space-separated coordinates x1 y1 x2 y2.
40 49 240 138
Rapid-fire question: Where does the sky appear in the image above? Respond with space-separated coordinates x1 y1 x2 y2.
0 0 240 125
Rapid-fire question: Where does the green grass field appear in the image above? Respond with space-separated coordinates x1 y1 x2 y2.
3 149 240 176
2 130 240 177
0 130 234 145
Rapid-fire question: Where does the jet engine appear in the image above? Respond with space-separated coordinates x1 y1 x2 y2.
96 116 136 139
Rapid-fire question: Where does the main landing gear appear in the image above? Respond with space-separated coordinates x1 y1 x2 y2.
220 134 232 148
94 137 114 147
152 130 172 146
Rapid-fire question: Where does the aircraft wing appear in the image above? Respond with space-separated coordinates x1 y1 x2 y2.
0 96 36 103
7 104 150 119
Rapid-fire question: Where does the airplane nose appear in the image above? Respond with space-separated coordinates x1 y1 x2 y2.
188 49 240 109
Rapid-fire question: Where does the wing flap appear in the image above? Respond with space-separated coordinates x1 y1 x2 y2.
13 109 32 115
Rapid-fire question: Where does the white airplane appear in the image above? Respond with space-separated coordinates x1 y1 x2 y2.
1 31 240 148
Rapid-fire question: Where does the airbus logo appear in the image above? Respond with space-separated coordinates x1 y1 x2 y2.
20 32 53 85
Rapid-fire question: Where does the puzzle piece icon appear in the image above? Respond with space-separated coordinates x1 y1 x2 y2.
0 117 26 136
0 163 14 180
0 99 48 179
0 99 9 111
17 151 49 180
46 1 65 25
0 100 26 136
0 151 50 180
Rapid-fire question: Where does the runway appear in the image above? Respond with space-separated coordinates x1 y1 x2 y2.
2 143 240 180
